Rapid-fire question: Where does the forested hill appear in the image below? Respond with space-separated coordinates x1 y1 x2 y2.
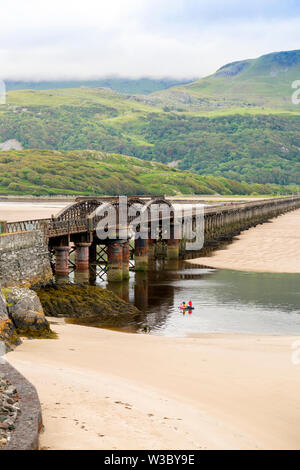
0 150 296 197
1 87 299 185
0 50 299 188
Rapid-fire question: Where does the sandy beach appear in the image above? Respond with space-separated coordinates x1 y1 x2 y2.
190 209 300 273
6 320 300 450
0 201 69 222
3 202 300 450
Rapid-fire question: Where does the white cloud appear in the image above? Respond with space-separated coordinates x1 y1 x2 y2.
0 0 299 80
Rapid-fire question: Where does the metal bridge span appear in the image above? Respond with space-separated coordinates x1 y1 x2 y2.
2 195 300 282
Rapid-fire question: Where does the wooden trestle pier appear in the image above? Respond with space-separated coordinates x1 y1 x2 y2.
3 195 300 282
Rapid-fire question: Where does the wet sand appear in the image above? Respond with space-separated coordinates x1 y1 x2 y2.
3 201 300 449
0 201 68 222
190 209 300 273
6 320 300 450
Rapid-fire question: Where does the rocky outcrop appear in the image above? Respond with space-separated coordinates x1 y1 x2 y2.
0 291 19 349
0 139 23 152
36 284 144 329
3 287 53 338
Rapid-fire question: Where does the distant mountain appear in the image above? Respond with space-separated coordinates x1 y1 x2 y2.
4 77 194 95
1 50 300 188
141 50 300 111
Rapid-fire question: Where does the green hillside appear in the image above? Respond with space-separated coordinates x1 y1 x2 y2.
0 50 299 188
144 50 300 112
1 87 299 185
0 150 295 197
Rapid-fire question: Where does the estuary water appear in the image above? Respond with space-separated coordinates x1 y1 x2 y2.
2 200 300 337
88 260 300 336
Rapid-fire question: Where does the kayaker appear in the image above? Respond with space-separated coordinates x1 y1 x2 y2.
188 300 193 308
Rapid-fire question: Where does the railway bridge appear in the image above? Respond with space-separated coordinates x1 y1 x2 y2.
2 195 300 282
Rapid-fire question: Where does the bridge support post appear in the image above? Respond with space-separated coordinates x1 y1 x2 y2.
107 242 123 282
54 246 70 276
148 238 156 259
122 241 130 280
89 266 97 285
167 224 180 259
74 270 89 284
75 242 91 272
89 242 97 264
167 238 179 259
134 236 148 271
88 243 97 284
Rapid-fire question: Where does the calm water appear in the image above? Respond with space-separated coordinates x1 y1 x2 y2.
76 260 300 336
5 201 299 336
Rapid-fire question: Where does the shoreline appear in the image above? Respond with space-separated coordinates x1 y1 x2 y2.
6 320 300 450
2 200 300 449
0 195 288 223
0 195 271 207
189 209 300 274
0 196 76 203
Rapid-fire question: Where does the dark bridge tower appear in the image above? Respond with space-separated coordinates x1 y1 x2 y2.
54 245 70 276
75 242 91 271
167 223 180 260
74 241 91 284
134 236 149 271
107 242 124 282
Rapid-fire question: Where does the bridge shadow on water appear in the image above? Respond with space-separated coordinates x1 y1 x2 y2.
65 259 300 336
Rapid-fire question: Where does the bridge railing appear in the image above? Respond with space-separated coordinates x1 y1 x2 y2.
46 217 89 237
5 217 90 237
204 195 300 215
6 218 51 233
3 196 300 237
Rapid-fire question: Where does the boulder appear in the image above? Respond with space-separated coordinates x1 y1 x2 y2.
3 287 53 338
0 290 19 348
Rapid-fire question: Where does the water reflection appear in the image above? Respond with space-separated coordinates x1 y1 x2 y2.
93 261 300 336
134 272 148 312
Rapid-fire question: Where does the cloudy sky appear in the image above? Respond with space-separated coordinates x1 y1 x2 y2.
1 0 300 80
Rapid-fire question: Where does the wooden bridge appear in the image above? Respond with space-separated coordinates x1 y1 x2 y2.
2 195 300 282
